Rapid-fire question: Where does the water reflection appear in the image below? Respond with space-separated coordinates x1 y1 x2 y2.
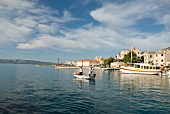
55 68 59 77
119 74 169 90
73 78 95 90
1 64 170 114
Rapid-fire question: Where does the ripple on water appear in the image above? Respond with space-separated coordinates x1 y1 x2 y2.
0 65 170 114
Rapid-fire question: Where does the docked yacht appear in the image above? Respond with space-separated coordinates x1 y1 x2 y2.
120 63 161 75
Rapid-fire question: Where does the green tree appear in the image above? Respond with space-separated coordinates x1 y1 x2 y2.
123 51 138 63
104 57 115 67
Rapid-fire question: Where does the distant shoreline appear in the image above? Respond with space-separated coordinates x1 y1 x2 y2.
55 66 103 70
55 66 79 69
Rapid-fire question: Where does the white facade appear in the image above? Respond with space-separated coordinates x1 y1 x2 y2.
116 49 129 60
115 47 170 66
165 49 170 65
76 59 99 67
94 56 103 62
142 52 155 64
64 61 76 66
142 47 170 66
76 61 83 66
132 48 141 57
116 48 141 60
154 49 170 66
110 62 124 68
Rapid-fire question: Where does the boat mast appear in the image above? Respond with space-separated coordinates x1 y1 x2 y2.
57 58 60 66
147 48 149 64
131 45 133 63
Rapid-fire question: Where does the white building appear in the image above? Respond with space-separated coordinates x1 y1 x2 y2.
63 61 76 66
110 62 124 68
142 47 170 66
76 59 99 67
94 56 103 61
116 49 129 60
116 48 141 60
142 52 155 64
154 48 170 66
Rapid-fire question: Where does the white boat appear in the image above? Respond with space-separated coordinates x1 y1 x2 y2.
73 72 96 80
120 63 161 75
168 70 170 78
113 66 120 70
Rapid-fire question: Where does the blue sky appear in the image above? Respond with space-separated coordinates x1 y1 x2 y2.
0 0 170 63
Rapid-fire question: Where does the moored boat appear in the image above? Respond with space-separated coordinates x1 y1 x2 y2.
120 63 161 75
168 70 170 78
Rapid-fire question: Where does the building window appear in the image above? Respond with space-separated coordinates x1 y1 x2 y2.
156 60 158 62
161 60 163 62
156 54 157 57
150 55 152 58
161 54 163 56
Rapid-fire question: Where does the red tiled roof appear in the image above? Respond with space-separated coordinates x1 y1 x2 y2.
77 59 98 62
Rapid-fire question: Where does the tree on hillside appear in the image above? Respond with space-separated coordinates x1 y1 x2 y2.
123 51 138 63
104 57 115 67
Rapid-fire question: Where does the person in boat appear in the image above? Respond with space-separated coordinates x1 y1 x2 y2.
88 67 92 76
78 66 83 75
88 67 95 76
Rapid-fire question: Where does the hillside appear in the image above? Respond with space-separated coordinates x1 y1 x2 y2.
0 59 56 65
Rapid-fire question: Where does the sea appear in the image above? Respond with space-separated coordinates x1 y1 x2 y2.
0 64 170 114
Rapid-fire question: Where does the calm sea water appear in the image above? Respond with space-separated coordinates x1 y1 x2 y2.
0 64 170 114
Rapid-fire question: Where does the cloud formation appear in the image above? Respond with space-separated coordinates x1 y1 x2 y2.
0 0 76 48
0 0 170 54
90 0 170 50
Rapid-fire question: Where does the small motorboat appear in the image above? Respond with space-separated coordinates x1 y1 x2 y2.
73 72 96 80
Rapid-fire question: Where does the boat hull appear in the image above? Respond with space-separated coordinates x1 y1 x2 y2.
73 72 96 80
74 74 95 80
120 66 161 75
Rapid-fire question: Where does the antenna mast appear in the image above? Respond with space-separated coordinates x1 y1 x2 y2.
57 58 60 66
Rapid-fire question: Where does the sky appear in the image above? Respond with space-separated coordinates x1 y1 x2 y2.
0 0 170 63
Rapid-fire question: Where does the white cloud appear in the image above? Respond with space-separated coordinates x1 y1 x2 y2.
0 0 35 9
17 34 88 52
15 17 37 28
162 15 170 30
90 0 165 29
0 0 170 55
37 24 59 34
17 35 54 49
0 18 32 45
0 0 77 47
17 26 126 52
89 0 170 51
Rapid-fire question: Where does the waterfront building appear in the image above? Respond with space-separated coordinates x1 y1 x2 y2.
154 47 170 66
110 62 124 68
64 61 71 65
142 51 155 64
132 48 141 57
63 61 76 66
76 59 99 67
116 49 129 60
94 56 103 62
140 47 170 66
116 48 141 60
115 47 170 66
94 56 104 65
